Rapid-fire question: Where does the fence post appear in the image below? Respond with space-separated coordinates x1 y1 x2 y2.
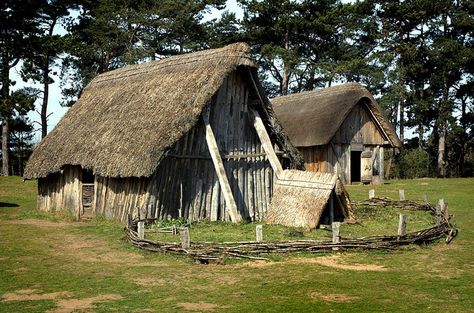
399 189 405 201
138 221 145 240
397 214 408 237
369 189 375 199
332 222 341 244
180 227 190 249
436 199 444 225
256 225 263 242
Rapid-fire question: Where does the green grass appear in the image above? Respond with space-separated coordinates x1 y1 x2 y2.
1 176 473 312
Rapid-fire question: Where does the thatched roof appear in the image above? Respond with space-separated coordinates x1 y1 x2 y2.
25 43 300 179
272 83 402 148
265 170 353 229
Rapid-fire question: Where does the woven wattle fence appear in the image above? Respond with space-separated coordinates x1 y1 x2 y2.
125 197 457 262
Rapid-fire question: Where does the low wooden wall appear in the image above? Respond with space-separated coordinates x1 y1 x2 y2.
37 165 82 216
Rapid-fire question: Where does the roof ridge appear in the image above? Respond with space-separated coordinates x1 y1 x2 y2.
93 43 252 83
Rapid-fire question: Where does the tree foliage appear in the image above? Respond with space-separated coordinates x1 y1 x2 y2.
1 0 473 178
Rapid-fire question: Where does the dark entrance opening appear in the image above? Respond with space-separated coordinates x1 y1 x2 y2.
351 151 362 183
81 169 95 217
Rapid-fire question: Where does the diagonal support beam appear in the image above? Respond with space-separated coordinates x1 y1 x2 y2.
202 106 241 223
250 108 283 178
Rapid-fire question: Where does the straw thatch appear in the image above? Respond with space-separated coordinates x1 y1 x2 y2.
24 43 301 179
265 170 352 229
271 83 402 148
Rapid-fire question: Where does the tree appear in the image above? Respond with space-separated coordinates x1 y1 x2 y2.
21 0 78 139
238 0 306 96
0 0 41 175
0 89 37 175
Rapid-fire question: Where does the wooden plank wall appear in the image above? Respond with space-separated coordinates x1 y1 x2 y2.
299 144 350 184
332 103 385 145
90 69 274 223
300 102 388 184
37 165 82 215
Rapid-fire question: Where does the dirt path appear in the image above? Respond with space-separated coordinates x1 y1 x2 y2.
1 289 122 313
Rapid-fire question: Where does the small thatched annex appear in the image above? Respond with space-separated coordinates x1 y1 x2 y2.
265 170 354 229
272 83 402 184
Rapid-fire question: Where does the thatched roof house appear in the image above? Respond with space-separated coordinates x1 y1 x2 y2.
24 43 353 228
272 83 401 184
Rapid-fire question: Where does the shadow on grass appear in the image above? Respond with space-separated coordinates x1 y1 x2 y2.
0 202 19 208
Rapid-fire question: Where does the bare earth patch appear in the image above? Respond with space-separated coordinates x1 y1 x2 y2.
50 294 123 313
293 255 387 271
176 302 220 311
1 289 122 313
47 233 167 267
1 289 71 301
5 219 72 228
309 291 360 303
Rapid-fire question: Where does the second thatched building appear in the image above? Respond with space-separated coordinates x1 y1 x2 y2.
272 83 402 184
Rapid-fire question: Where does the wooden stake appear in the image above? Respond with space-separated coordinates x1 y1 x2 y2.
180 227 190 249
332 222 341 244
443 203 449 220
399 189 405 201
202 107 241 223
369 189 375 199
138 221 145 240
256 224 263 242
397 214 407 237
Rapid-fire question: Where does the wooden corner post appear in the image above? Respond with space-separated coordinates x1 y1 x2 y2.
202 106 241 223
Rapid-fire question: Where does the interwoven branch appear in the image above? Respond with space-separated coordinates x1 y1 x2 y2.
125 197 457 262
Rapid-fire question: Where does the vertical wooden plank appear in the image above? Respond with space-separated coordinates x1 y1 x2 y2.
379 146 384 182
329 193 334 224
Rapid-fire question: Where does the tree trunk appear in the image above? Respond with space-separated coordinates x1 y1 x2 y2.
398 59 405 143
281 28 290 95
459 97 467 176
41 58 49 139
437 125 446 177
417 124 424 149
1 32 10 176
2 118 9 176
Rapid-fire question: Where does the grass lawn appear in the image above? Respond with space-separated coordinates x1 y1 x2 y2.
1 176 473 312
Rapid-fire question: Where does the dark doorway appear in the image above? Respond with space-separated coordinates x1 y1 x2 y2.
351 151 361 183
81 169 95 217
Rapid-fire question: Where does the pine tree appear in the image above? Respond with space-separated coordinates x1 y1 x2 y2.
0 0 41 175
